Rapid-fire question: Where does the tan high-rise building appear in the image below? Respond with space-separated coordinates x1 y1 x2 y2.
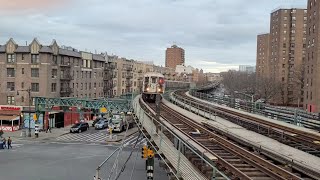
268 8 307 106
165 45 185 68
304 0 320 112
256 33 270 79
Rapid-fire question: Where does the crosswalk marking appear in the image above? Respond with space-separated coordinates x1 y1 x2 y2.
56 132 147 147
56 132 108 142
0 143 24 152
123 135 146 147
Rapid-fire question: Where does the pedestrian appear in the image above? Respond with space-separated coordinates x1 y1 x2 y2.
7 137 12 149
2 137 7 149
46 126 51 133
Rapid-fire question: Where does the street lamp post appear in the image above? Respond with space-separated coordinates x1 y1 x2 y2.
17 88 32 137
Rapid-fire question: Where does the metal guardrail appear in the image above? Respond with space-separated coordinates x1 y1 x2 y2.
189 89 320 130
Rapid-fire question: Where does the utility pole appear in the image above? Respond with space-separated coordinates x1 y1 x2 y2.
17 88 32 137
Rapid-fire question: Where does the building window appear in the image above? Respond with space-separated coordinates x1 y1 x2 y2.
52 69 57 78
21 82 24 89
31 68 39 77
94 83 96 88
81 83 83 90
21 96 24 102
31 54 39 64
85 83 87 90
51 83 56 92
7 68 15 77
89 83 91 89
94 72 96 78
7 96 15 105
31 83 39 92
53 56 58 65
284 17 287 20
22 68 24 74
7 82 15 91
81 71 83 78
22 54 25 60
89 72 92 78
7 54 15 63
76 83 78 89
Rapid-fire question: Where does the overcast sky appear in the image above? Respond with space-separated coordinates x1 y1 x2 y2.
0 0 306 72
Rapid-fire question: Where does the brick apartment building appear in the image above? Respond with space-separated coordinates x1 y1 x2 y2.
256 8 307 106
256 33 270 79
165 44 185 69
304 0 320 112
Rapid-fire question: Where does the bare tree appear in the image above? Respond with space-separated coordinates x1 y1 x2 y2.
255 76 282 103
221 70 256 96
287 64 304 107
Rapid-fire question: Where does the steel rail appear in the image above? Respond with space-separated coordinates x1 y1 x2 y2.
175 91 320 155
144 100 301 180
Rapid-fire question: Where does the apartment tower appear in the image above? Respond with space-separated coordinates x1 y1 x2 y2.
304 0 320 112
269 8 307 106
256 33 270 79
165 45 185 69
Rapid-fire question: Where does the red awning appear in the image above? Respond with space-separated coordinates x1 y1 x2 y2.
0 115 19 121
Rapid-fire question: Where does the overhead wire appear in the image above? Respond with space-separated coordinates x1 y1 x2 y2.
114 132 142 180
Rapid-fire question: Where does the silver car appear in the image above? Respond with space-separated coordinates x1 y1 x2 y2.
95 120 108 130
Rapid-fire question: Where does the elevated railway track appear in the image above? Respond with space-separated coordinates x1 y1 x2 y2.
139 96 318 179
173 90 320 158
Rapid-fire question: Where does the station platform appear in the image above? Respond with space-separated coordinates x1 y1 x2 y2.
167 93 320 175
185 92 320 138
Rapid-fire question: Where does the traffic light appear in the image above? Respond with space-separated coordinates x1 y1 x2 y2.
147 148 154 158
142 145 148 159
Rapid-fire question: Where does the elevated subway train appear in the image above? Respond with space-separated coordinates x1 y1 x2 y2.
142 72 191 102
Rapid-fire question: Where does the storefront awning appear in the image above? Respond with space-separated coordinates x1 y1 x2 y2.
0 115 19 121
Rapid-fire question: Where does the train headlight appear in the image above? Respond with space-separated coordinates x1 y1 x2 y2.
146 87 149 91
158 88 161 92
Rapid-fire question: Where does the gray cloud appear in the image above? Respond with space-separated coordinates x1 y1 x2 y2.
0 0 306 72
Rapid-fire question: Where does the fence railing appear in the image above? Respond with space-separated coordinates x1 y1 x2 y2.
189 89 320 130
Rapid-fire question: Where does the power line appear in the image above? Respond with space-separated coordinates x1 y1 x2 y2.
114 132 142 180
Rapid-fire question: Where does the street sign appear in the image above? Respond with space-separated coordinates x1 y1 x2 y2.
100 107 107 113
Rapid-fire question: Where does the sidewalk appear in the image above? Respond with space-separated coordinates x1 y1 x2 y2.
2 125 72 142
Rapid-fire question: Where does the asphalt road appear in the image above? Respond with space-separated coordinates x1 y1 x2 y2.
0 142 168 180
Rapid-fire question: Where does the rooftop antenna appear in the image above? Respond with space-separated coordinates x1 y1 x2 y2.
25 41 27 46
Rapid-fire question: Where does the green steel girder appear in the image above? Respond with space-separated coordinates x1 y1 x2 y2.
35 97 132 114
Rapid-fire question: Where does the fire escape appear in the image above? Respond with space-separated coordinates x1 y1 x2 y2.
60 60 73 97
103 63 115 97
125 65 133 93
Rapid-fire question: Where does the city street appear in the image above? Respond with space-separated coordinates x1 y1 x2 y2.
0 142 168 180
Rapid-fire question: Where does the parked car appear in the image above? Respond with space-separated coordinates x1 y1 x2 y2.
70 122 89 133
95 119 108 130
92 118 101 127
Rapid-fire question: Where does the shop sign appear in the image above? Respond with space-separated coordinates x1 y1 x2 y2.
0 106 22 111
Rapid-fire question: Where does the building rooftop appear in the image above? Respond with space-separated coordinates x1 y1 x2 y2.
15 46 30 53
59 48 81 57
39 46 53 53
93 54 105 62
